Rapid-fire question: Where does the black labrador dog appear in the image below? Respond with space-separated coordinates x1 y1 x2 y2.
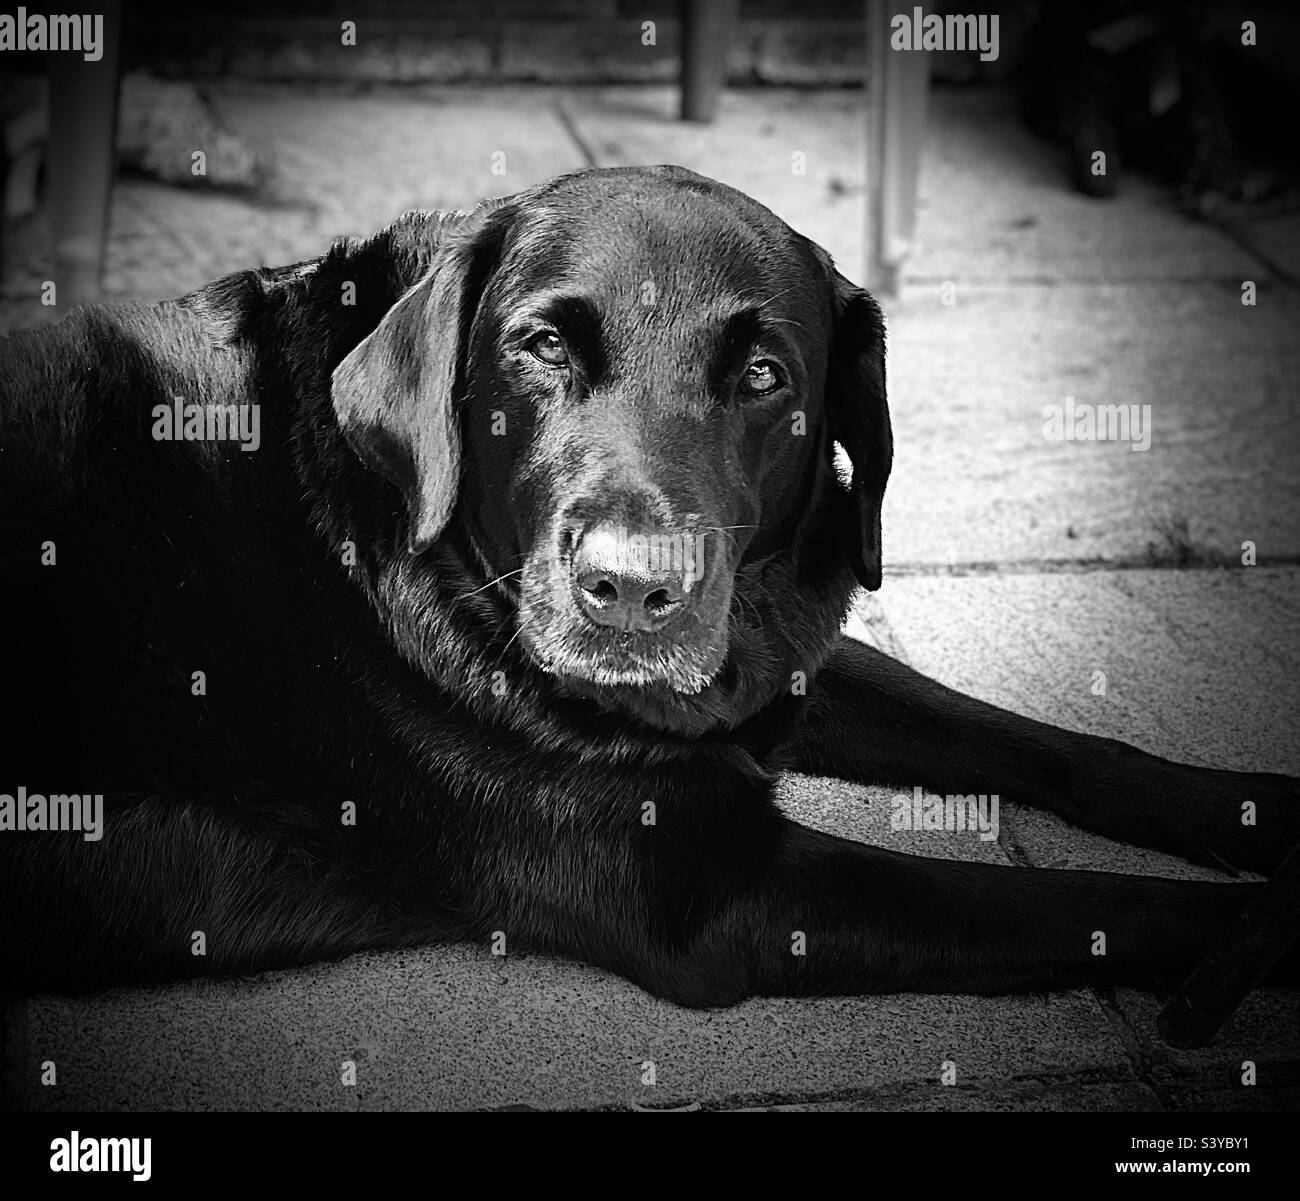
1 165 1295 1004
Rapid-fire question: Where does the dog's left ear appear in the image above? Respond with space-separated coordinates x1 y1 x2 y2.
331 205 506 554
825 269 893 591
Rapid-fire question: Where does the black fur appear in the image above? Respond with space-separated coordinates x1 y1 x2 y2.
1 165 1295 1005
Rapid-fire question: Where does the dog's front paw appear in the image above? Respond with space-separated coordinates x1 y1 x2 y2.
1180 768 1300 876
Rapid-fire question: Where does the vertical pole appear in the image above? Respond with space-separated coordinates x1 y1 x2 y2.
680 0 739 123
866 0 928 295
48 0 124 307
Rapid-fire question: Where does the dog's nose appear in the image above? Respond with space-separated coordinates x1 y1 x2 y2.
572 524 693 632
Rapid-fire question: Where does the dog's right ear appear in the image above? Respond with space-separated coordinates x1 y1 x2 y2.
331 204 507 554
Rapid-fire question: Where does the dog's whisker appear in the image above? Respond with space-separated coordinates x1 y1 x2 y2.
701 524 755 557
457 567 523 601
496 616 532 663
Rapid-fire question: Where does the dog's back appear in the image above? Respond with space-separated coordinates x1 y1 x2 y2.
0 290 393 989
3 304 270 778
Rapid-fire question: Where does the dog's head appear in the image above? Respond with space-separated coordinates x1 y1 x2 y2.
331 166 890 731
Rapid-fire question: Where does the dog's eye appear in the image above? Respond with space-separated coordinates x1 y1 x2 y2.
527 332 570 367
739 360 783 397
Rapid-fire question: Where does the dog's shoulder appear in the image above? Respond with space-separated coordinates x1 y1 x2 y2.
0 209 458 534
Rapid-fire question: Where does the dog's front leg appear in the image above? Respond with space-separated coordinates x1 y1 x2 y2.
609 819 1268 1006
784 635 1298 874
462 771 1271 1006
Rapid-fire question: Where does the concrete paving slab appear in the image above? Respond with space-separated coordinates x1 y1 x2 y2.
3 84 591 317
871 568 1300 776
1161 1085 1300 1113
1230 212 1300 284
561 86 1266 286
22 943 1129 1112
883 284 1300 567
1114 988 1300 1089
737 1080 1164 1112
558 86 867 272
870 567 1300 874
148 83 589 293
775 772 1012 864
208 84 590 225
910 90 1270 286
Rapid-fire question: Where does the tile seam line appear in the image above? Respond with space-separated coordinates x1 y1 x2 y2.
886 558 1300 578
553 98 600 169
